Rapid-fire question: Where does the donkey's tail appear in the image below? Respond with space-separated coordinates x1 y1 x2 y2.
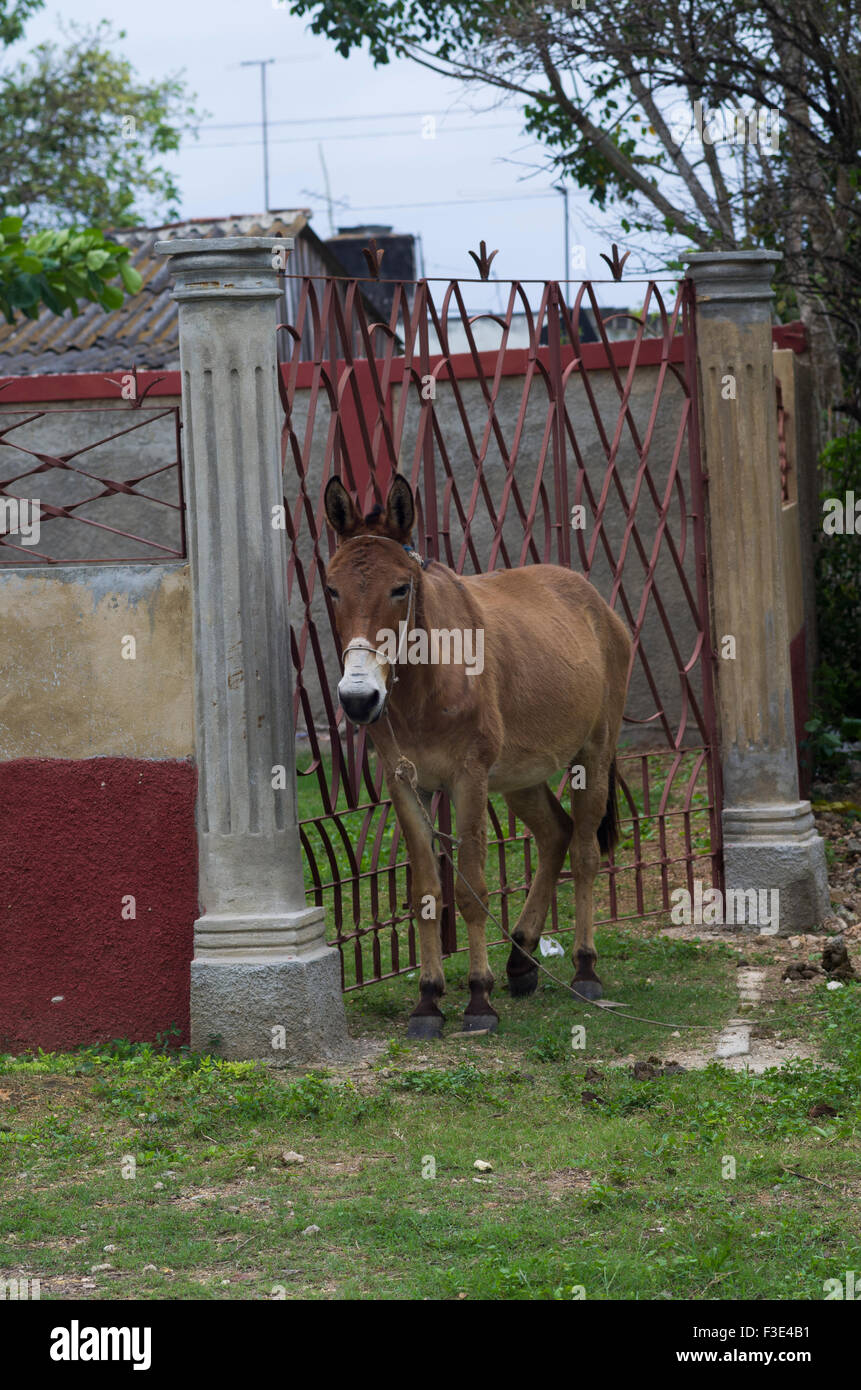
597 758 620 856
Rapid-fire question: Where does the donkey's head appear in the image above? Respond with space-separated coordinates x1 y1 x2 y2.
324 475 420 726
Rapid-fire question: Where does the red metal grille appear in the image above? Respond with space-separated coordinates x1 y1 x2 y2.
0 390 185 565
280 274 722 989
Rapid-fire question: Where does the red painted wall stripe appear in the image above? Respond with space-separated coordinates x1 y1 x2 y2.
0 323 807 404
0 758 198 1053
0 370 182 402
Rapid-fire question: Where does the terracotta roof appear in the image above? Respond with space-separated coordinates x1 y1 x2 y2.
0 211 323 375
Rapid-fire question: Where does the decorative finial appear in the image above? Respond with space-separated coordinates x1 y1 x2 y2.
361 238 385 279
468 240 499 281
599 243 631 281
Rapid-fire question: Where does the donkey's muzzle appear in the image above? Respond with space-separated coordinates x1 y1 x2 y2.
339 640 388 725
339 687 384 725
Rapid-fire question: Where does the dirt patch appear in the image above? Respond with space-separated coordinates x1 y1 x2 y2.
600 933 828 1073
545 1167 593 1199
166 1179 279 1215
651 852 861 1075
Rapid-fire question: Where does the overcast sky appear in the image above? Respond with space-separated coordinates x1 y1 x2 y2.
15 0 649 310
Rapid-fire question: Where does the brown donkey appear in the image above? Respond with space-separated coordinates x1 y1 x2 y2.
324 475 631 1037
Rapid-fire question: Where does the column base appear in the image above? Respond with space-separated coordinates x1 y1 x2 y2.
190 944 352 1062
722 802 830 933
194 905 327 956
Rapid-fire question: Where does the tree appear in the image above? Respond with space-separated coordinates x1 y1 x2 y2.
0 2 200 324
289 0 860 420
0 18 200 228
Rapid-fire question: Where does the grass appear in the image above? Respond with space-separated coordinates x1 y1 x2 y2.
2 927 859 1301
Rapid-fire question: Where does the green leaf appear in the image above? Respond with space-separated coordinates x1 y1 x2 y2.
99 284 124 310
118 260 143 294
85 248 111 271
0 216 23 237
7 273 41 308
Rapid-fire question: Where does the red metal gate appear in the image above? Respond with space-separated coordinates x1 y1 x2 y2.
280 269 722 989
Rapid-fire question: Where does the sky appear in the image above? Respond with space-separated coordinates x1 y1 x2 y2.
13 0 647 312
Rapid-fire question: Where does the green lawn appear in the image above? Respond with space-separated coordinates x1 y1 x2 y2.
2 929 859 1301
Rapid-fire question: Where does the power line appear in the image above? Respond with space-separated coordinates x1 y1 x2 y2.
199 106 500 132
303 191 560 213
193 121 522 151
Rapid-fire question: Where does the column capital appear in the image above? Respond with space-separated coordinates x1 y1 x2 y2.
685 250 782 321
155 236 292 302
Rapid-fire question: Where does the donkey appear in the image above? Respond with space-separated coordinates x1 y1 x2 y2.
323 474 631 1037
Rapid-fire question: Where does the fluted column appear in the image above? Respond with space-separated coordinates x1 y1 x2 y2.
156 237 350 1057
686 251 829 930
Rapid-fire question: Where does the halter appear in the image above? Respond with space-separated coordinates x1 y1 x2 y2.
338 535 423 710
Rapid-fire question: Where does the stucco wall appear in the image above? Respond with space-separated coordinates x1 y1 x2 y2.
0 562 193 760
0 757 197 1051
0 560 196 1050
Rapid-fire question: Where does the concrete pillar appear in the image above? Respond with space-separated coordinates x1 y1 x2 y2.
155 236 350 1058
686 250 829 931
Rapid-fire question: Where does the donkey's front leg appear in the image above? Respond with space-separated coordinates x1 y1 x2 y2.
452 776 497 1033
386 775 446 1038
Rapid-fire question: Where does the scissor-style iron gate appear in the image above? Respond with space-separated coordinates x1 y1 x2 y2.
280 272 722 988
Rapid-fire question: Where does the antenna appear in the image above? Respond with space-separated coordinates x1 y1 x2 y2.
318 144 335 236
553 183 569 298
240 59 275 212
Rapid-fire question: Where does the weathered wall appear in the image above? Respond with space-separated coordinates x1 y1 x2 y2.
773 347 816 796
0 757 197 1052
773 347 818 678
0 561 197 1050
0 563 193 759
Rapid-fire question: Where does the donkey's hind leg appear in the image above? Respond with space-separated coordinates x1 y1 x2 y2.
570 748 618 1002
503 783 574 998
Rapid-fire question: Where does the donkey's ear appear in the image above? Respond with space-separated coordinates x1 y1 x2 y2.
324 477 360 540
384 475 415 543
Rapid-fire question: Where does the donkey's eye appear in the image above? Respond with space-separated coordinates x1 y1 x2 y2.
325 585 339 601
390 584 410 600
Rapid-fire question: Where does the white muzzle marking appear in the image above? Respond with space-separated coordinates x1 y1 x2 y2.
338 638 389 723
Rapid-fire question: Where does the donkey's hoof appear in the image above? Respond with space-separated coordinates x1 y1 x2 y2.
461 1013 499 1034
571 978 604 1002
407 1013 445 1040
507 965 539 997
